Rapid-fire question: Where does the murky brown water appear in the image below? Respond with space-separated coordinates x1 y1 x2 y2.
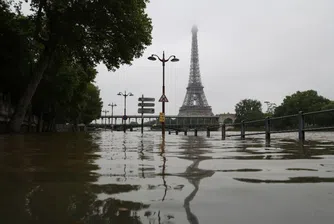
0 131 334 224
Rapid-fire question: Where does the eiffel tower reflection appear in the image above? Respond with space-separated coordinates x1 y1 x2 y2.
158 135 215 224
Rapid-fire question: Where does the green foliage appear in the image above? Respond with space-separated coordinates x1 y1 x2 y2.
274 90 330 116
2 0 152 131
0 3 33 101
26 0 152 70
273 90 333 128
235 99 264 123
310 101 334 127
33 61 102 126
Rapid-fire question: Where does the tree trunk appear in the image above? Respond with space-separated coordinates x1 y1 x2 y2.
37 112 44 133
9 52 51 133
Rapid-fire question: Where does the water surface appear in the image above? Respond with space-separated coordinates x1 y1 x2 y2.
0 131 334 224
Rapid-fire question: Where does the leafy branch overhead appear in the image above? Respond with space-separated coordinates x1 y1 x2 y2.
1 0 153 132
28 0 152 70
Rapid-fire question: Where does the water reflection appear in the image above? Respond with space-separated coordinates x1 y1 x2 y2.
0 133 148 224
180 136 215 224
1 131 334 223
159 137 168 201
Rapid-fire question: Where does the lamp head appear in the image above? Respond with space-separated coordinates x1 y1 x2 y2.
171 56 179 62
117 92 122 96
148 55 157 61
129 93 134 96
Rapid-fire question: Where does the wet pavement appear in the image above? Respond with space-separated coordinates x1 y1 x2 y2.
0 131 334 224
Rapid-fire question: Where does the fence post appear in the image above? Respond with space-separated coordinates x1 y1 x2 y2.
241 120 245 140
298 111 305 141
194 129 198 136
221 124 226 140
265 117 270 141
207 127 210 137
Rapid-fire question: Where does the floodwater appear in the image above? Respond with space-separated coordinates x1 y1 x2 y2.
0 131 334 224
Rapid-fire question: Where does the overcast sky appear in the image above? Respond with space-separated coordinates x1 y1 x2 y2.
96 0 334 116
22 0 334 116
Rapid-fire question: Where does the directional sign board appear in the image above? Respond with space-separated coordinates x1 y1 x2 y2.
159 94 169 102
138 103 155 107
138 108 155 114
138 97 155 102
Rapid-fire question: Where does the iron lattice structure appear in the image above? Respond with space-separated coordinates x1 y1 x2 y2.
179 26 213 116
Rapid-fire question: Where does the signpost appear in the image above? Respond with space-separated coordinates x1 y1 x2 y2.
138 97 155 102
159 94 169 102
138 108 155 114
159 112 165 123
139 95 155 133
138 103 155 107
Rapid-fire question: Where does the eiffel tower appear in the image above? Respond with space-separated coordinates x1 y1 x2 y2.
178 25 214 116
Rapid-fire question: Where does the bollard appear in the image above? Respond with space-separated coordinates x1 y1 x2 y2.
130 127 133 132
221 124 226 140
176 130 178 135
184 130 187 136
168 130 171 135
241 121 245 140
206 127 210 137
298 111 305 142
194 129 198 136
265 117 270 141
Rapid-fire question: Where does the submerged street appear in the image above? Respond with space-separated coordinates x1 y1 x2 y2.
1 131 334 224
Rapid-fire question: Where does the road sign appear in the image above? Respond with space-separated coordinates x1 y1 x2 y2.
159 94 169 102
138 108 155 114
138 103 155 107
138 97 155 102
122 115 128 120
159 112 165 122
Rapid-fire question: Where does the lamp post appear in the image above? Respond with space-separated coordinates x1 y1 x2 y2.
102 110 109 129
264 101 277 115
117 91 133 133
108 103 117 130
148 51 179 135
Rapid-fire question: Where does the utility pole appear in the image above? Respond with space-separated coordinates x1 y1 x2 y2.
102 110 109 129
108 103 117 130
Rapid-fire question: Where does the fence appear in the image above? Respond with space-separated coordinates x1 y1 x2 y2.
221 109 334 141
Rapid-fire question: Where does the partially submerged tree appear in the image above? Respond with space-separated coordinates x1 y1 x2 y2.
7 0 152 132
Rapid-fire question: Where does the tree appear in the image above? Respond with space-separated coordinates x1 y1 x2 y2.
32 60 102 131
274 90 330 116
0 2 33 103
273 90 332 128
80 83 103 125
8 0 152 132
235 99 264 123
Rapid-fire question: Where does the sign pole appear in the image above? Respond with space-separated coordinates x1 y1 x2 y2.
141 94 144 134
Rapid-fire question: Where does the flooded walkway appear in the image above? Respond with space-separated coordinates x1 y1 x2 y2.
1 131 334 224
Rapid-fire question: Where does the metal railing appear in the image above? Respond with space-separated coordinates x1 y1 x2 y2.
221 109 334 141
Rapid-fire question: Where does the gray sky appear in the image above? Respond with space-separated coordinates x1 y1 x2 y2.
22 0 334 116
96 0 334 116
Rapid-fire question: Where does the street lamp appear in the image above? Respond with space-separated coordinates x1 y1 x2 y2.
264 101 277 115
117 91 134 132
148 51 179 135
108 103 117 130
102 110 109 129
